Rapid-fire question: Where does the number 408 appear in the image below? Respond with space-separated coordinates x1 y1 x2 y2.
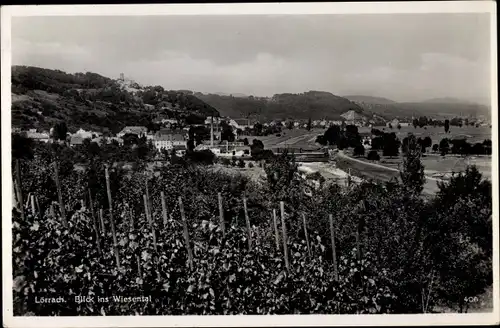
464 296 479 303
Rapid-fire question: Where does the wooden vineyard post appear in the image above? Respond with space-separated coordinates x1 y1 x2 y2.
53 162 67 227
15 160 25 221
178 197 193 270
357 200 366 262
136 254 142 278
272 209 280 251
99 208 106 235
30 194 37 217
143 194 158 252
105 166 121 270
161 191 168 228
25 192 31 209
280 201 290 273
145 177 153 220
129 208 134 231
329 214 339 281
218 193 225 236
243 197 252 251
302 213 312 258
35 195 42 217
12 179 18 210
88 190 101 255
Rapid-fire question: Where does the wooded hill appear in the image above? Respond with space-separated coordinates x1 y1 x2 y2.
197 91 365 121
11 66 219 134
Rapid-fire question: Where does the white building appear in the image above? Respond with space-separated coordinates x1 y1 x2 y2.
74 128 97 139
26 131 50 143
229 119 254 130
154 133 186 150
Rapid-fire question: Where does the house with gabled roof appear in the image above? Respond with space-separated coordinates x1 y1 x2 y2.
117 126 148 138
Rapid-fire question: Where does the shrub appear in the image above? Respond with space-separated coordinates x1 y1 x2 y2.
366 150 380 161
353 145 365 157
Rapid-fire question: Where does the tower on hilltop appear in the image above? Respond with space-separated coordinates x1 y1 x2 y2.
119 73 125 81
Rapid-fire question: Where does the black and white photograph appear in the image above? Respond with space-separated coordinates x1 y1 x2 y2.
2 2 498 327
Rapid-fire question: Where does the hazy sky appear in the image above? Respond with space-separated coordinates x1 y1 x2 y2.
12 14 491 103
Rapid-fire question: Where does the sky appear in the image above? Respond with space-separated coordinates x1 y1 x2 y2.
11 14 492 103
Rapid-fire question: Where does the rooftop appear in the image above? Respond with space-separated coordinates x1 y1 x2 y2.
154 134 185 141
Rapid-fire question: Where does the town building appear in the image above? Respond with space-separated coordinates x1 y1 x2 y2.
117 126 148 138
70 135 84 147
229 118 255 131
144 104 155 111
153 132 186 150
73 128 99 140
25 130 50 143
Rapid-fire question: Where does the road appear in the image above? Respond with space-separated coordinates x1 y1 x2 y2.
335 151 442 196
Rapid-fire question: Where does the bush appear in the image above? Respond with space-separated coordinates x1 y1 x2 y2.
353 145 365 157
248 162 254 168
366 150 380 161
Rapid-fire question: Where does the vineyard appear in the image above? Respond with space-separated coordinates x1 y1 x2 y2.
11 140 493 315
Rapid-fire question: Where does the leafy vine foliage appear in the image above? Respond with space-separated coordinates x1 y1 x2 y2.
12 138 492 315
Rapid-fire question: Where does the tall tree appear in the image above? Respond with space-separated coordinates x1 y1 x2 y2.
53 122 68 141
400 134 425 194
444 119 450 133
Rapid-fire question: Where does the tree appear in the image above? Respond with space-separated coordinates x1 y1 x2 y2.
418 116 428 128
412 119 418 129
315 135 327 146
388 123 393 129
337 136 349 150
287 121 294 130
439 138 450 156
397 124 402 130
220 122 235 142
423 136 432 149
323 125 341 146
353 145 365 157
185 149 215 165
366 150 380 161
444 119 450 133
306 117 312 131
122 133 140 146
432 144 439 153
52 122 68 141
12 133 34 160
382 133 400 158
243 138 249 146
400 134 425 194
237 158 245 168
345 125 361 148
429 166 492 311
188 125 210 145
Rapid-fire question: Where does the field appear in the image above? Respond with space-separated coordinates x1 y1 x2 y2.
247 128 324 150
366 125 492 146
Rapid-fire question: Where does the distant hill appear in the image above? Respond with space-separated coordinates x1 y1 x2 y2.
343 95 396 105
348 94 491 120
421 97 476 105
11 66 219 134
197 91 364 121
